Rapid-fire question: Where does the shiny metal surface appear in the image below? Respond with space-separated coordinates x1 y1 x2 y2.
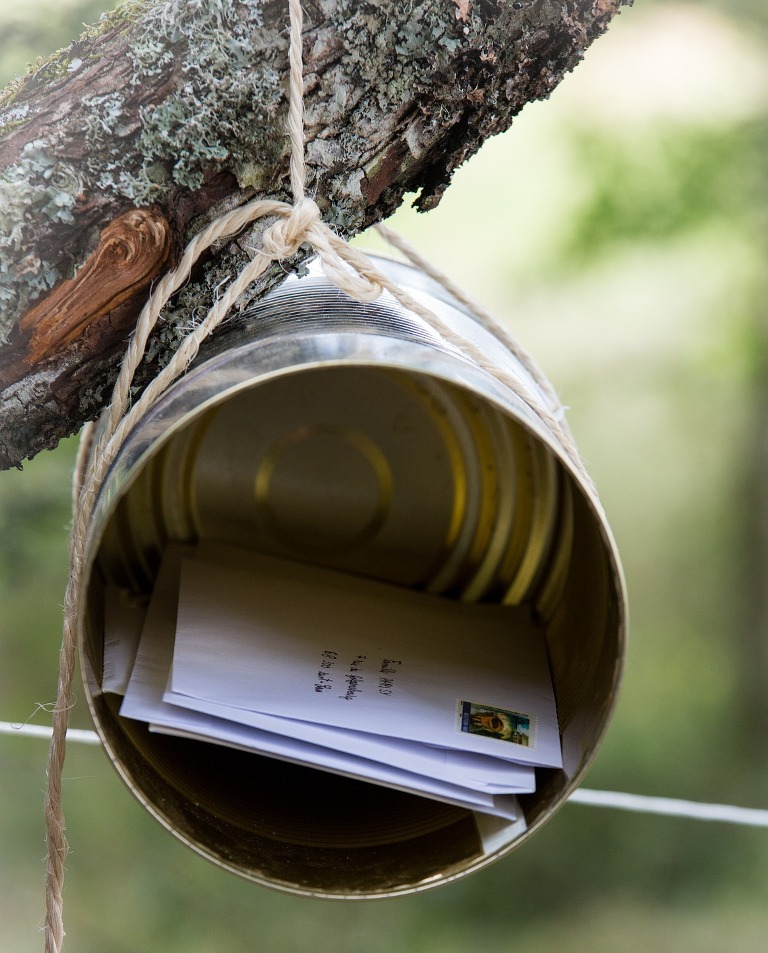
79 255 626 898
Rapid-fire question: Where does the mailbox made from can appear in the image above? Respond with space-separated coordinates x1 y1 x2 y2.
78 255 626 898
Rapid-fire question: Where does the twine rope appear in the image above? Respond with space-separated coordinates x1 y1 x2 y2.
43 2 590 949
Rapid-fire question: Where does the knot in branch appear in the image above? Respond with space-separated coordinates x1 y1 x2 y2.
261 197 322 260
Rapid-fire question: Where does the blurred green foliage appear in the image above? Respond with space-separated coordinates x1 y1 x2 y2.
0 0 107 84
3 1 768 951
558 124 765 262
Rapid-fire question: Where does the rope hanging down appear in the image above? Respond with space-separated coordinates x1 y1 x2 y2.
44 2 592 949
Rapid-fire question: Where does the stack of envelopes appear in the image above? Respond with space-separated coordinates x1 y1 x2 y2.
110 542 562 820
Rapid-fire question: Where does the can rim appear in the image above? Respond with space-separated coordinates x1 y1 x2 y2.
77 262 627 898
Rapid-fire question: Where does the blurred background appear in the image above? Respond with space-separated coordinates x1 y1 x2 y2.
2 0 768 950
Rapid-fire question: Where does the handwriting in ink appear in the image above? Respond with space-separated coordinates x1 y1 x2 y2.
340 655 367 700
314 650 338 692
378 658 402 695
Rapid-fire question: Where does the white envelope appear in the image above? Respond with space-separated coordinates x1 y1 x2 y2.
147 723 522 820
101 587 147 694
159 687 536 793
121 547 534 793
119 547 526 817
166 549 562 768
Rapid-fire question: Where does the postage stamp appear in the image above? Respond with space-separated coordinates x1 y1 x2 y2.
457 700 535 748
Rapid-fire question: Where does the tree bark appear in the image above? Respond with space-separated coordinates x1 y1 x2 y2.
0 0 626 469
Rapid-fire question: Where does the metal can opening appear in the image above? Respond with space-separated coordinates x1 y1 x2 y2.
78 257 625 898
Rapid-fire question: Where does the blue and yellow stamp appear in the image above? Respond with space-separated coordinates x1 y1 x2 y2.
458 701 534 747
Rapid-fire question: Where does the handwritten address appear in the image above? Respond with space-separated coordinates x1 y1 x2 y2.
313 651 403 700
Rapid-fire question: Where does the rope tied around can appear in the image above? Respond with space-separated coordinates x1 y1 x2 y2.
43 2 590 949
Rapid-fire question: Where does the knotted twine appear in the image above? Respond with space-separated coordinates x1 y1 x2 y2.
43 1 590 949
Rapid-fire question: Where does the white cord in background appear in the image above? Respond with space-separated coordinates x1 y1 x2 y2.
4 720 767 828
0 721 101 745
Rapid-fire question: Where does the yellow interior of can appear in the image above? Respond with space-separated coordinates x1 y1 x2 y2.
81 365 622 897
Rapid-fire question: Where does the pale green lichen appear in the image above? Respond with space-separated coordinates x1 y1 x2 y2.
316 0 472 218
83 0 284 205
80 0 472 212
0 103 31 136
0 3 154 340
0 140 81 340
0 0 470 340
92 0 475 316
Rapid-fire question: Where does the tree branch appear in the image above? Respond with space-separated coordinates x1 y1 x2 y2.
0 0 627 468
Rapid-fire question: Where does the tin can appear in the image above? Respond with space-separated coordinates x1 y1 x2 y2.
78 255 626 898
